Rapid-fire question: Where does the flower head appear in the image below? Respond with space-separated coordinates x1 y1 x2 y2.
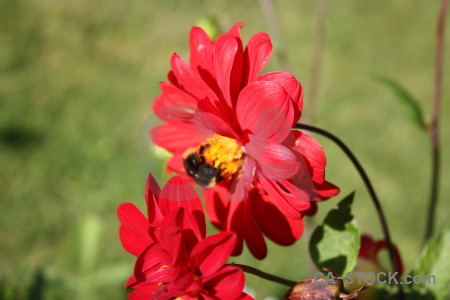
118 174 252 300
151 23 339 259
357 235 403 275
346 235 403 300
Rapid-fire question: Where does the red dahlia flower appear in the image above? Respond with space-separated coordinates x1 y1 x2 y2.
151 23 339 259
347 235 403 299
357 235 403 275
118 174 253 300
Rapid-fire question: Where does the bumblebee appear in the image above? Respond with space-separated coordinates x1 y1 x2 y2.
182 135 245 188
183 144 223 187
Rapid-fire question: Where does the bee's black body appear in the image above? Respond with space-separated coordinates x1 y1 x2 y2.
183 144 223 187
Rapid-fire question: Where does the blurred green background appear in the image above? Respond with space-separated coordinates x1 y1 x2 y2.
1 0 449 299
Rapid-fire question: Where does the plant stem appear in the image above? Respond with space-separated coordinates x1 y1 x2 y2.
258 0 291 72
306 0 329 123
230 263 296 287
293 123 404 300
424 0 449 243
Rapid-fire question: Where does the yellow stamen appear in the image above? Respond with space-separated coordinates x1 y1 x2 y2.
201 134 244 181
161 265 173 269
157 265 173 286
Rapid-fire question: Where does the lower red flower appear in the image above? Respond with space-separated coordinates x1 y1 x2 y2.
118 174 253 300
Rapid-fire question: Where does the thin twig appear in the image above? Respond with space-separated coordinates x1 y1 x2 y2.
424 0 449 243
258 0 291 72
293 123 404 300
230 263 296 287
305 0 329 123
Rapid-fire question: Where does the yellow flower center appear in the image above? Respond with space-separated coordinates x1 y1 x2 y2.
202 135 244 177
183 134 244 187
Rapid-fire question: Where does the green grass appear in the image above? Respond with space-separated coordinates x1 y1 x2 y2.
1 0 449 299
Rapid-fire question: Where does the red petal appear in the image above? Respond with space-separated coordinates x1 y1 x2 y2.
152 284 175 300
250 189 304 246
153 82 198 122
297 175 339 211
204 183 231 231
225 23 245 104
128 284 158 300
144 174 163 225
190 231 236 275
158 216 187 265
166 152 188 175
202 265 245 300
167 70 179 87
359 235 376 260
159 210 200 258
243 32 272 85
159 176 206 239
314 180 340 200
212 159 266 258
170 54 218 102
256 72 303 123
374 240 404 275
117 203 152 256
213 33 239 108
195 98 237 138
147 267 179 286
125 275 137 289
189 26 215 88
238 293 256 300
294 131 326 183
134 243 174 283
246 135 299 179
256 72 302 103
166 269 200 297
303 202 318 216
227 157 255 205
227 22 245 40
227 199 267 259
236 81 294 142
258 177 310 220
159 177 203 212
150 120 209 153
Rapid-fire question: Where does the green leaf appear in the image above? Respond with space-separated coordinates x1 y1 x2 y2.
309 192 360 276
411 226 450 300
372 75 427 130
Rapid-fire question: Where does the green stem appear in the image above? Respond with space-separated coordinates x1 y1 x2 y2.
230 263 296 287
424 0 448 244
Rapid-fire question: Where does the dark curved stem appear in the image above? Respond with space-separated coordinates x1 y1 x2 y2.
293 123 404 299
424 0 448 244
230 263 296 287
